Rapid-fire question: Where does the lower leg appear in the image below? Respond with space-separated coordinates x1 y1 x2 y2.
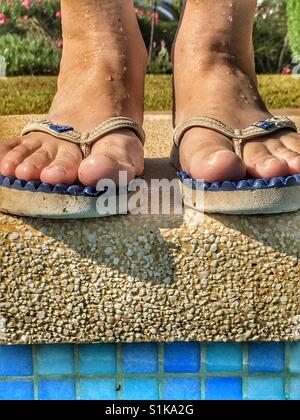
0 0 148 186
174 0 300 181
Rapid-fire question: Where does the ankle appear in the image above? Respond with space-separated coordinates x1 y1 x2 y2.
175 33 255 79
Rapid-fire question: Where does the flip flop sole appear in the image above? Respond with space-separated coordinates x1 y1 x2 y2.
172 145 300 214
178 181 300 215
0 175 135 219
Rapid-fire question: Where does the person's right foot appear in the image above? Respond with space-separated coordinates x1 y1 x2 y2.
173 0 300 183
0 0 147 187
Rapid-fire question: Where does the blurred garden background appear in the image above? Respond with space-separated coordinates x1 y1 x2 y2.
0 0 300 114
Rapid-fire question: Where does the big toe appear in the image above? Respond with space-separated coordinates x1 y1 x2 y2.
79 154 136 187
188 150 246 183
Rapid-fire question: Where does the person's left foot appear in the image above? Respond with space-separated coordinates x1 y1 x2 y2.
173 2 300 183
174 56 300 183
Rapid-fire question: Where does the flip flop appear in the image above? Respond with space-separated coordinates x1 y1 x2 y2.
171 116 300 214
0 117 145 219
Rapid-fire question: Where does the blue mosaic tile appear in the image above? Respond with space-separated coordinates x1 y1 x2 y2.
206 343 242 372
0 342 296 400
0 381 34 400
164 342 200 373
80 379 117 400
248 377 285 400
122 379 159 400
163 378 201 400
290 378 300 400
79 344 117 375
289 343 300 374
122 343 158 374
38 380 76 400
206 377 243 400
37 345 74 375
248 343 285 373
0 346 33 376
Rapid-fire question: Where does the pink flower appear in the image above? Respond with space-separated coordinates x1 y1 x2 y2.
22 0 32 10
135 8 145 17
0 12 9 25
56 39 63 48
282 66 292 75
56 10 62 19
21 15 29 20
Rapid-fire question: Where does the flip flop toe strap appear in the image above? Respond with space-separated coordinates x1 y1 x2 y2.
22 117 145 158
231 116 298 159
174 116 298 160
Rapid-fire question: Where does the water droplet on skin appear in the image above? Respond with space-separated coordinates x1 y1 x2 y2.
249 84 253 89
119 27 124 33
228 16 233 22
105 75 113 81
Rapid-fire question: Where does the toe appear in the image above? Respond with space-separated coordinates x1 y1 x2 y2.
40 144 82 185
0 139 40 177
279 132 300 174
0 138 21 165
79 154 136 187
15 147 54 181
244 141 289 179
189 149 246 183
288 156 300 174
265 140 300 175
179 129 246 182
78 131 144 187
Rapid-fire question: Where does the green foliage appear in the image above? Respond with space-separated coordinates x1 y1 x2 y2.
0 0 61 38
1 75 299 116
258 74 300 108
0 76 57 115
0 33 61 76
0 0 297 75
287 0 300 58
0 0 61 76
254 0 291 74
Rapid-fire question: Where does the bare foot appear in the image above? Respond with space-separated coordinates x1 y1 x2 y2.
173 0 300 182
0 0 147 187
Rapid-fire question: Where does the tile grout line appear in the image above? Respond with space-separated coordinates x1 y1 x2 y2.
158 343 164 401
116 343 123 400
242 343 249 401
1 372 295 380
74 345 81 401
31 345 39 401
284 343 291 400
1 371 298 382
200 343 206 401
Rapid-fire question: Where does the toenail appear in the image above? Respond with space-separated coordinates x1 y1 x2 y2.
46 165 67 175
265 157 285 167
